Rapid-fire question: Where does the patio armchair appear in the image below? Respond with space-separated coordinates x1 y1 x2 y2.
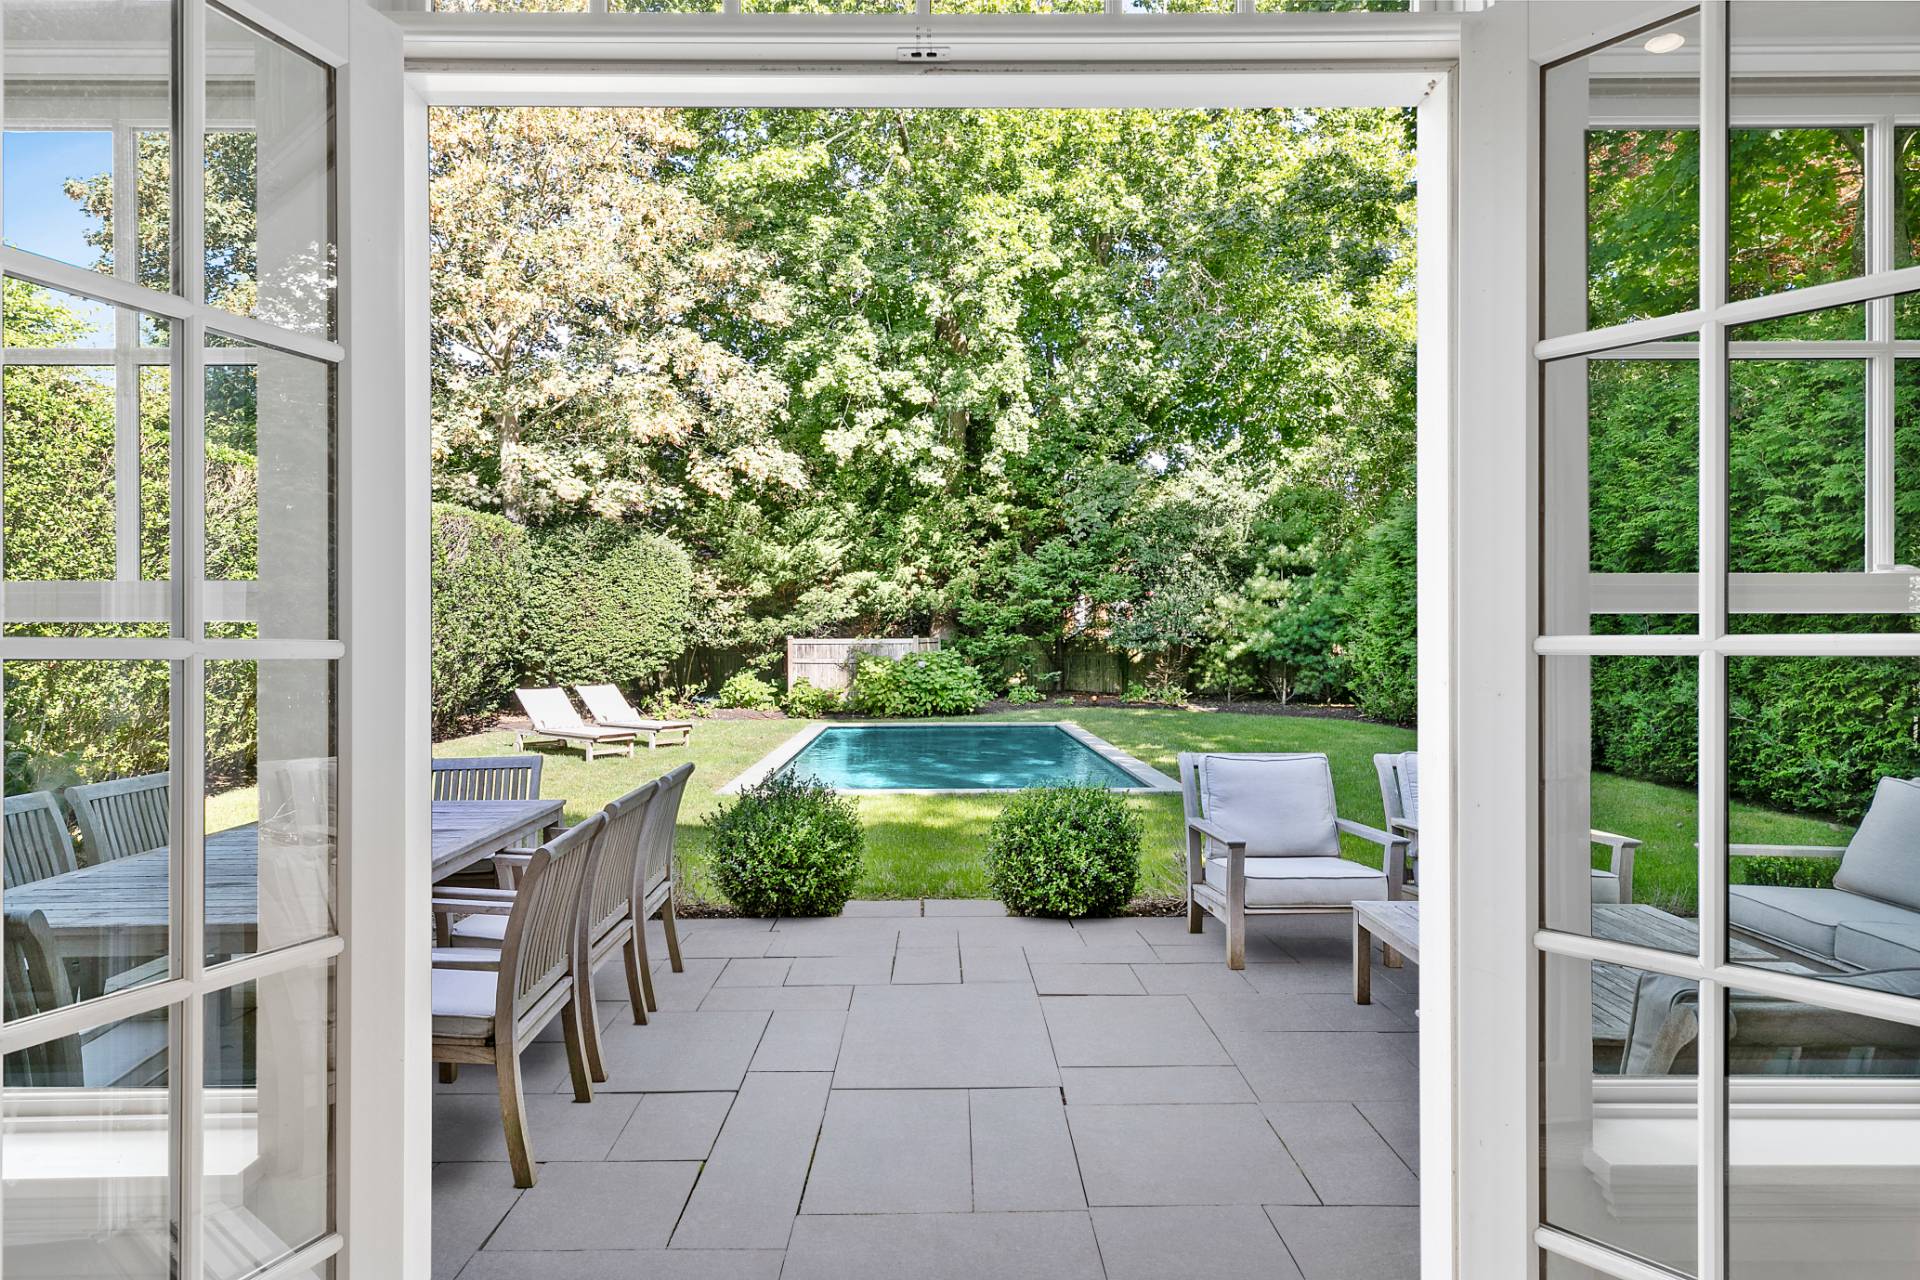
432 754 544 802
1728 775 1920 971
513 688 637 762
573 684 694 750
1374 750 1639 903
1179 751 1411 970
430 814 604 1187
66 772 170 864
4 792 80 889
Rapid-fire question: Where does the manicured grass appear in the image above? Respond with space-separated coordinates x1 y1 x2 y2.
434 707 1421 904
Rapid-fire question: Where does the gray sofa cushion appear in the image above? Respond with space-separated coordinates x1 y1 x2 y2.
1727 884 1920 961
1196 753 1341 859
1834 918 1920 972
1833 776 1920 911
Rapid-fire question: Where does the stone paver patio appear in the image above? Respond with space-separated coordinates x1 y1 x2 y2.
434 903 1421 1280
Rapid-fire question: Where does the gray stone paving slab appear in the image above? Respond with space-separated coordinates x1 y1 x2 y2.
1042 996 1231 1067
840 899 925 917
698 983 853 1012
891 947 962 984
676 931 776 959
959 946 1034 984
765 919 901 956
1031 962 1147 996
837 982 1059 1088
607 1092 734 1162
432 1162 519 1280
714 957 792 987
671 1071 831 1250
971 1087 1087 1212
923 898 1012 916
1058 1066 1256 1107
749 1010 847 1072
893 919 963 947
1267 1206 1420 1280
588 1010 770 1093
1264 1103 1420 1205
485 1160 699 1251
1358 1099 1421 1175
1091 1206 1305 1280
1193 991 1410 1035
1240 962 1362 996
647 957 728 1012
1227 1031 1420 1104
802 1089 973 1215
781 1212 1105 1280
785 953 895 986
1131 964 1258 995
434 1041 570 1097
1067 1103 1316 1207
455 1250 784 1280
434 1092 636 1163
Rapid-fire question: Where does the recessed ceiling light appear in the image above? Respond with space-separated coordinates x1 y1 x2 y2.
1644 31 1687 54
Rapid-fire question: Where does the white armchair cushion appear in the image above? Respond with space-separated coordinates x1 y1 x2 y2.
1196 753 1341 859
1204 855 1386 907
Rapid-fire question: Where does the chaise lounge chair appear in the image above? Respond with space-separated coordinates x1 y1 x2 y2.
1180 751 1411 970
573 684 694 750
513 688 637 761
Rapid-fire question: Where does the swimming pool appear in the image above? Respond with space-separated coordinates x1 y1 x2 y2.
728 722 1180 794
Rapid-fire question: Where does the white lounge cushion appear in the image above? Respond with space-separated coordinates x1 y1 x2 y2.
1204 855 1385 908
1196 753 1341 859
1834 918 1920 972
1728 884 1920 961
1834 777 1920 912
448 912 508 944
1590 869 1621 904
431 967 498 1041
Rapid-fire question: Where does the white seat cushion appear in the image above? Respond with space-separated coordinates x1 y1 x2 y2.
1195 753 1341 859
1204 855 1386 908
1728 885 1920 961
431 967 499 1041
448 912 508 944
1590 869 1621 904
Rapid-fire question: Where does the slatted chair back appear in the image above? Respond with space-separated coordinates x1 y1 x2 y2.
498 814 604 1037
515 688 587 734
67 772 170 865
432 755 544 803
637 764 696 899
4 791 80 889
2 907 84 1086
588 781 659 944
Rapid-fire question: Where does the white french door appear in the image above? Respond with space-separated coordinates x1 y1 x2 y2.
0 2 417 1276
1456 2 1920 1277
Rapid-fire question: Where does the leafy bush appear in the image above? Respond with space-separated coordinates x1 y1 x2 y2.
1004 683 1044 706
1345 498 1417 725
431 504 531 737
522 522 693 691
707 774 865 916
644 684 707 719
985 786 1142 918
784 679 843 718
717 671 780 711
1735 855 1841 890
847 651 990 717
1121 680 1189 706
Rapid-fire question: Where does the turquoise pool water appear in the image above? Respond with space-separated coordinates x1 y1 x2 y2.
778 724 1142 791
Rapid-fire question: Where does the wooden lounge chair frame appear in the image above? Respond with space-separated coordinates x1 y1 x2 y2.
572 684 694 750
513 688 636 761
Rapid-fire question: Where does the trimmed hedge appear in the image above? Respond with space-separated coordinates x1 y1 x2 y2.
707 774 865 916
1344 498 1417 726
431 504 531 737
985 786 1142 918
522 522 693 692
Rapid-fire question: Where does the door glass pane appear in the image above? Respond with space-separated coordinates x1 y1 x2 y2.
1543 953 1698 1274
1726 127 1866 339
3 659 171 1008
1899 127 1919 340
434 0 588 8
2 282 173 637
612 0 723 9
206 5 336 338
1 0 173 286
1545 655 1698 945
1543 14 1701 338
207 660 336 965
738 0 913 11
205 335 335 640
205 964 333 1278
1727 655 1920 989
1726 986 1920 1279
932 0 1104 10
1901 360 1920 564
2 1007 171 1276
1728 356 1866 572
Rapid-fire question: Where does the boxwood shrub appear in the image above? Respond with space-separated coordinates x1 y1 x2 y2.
707 774 865 916
985 786 1142 919
847 651 990 717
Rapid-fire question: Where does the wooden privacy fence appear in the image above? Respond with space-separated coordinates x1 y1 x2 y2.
786 637 939 691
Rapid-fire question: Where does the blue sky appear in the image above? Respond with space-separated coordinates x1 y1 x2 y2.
3 130 120 336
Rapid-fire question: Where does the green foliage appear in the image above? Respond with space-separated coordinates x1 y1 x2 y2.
782 679 843 718
847 651 991 718
707 774 865 916
1344 499 1418 724
716 671 780 711
522 523 693 690
1004 682 1045 706
1735 855 1841 891
984 786 1142 918
1121 680 1189 706
431 504 530 736
1203 541 1351 703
